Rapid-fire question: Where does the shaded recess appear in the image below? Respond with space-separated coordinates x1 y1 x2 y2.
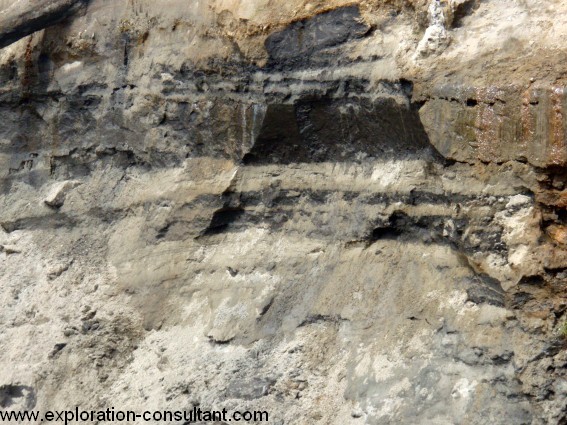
201 207 245 236
451 0 480 28
243 98 434 164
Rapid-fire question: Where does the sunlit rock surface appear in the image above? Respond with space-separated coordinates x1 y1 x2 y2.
0 1 566 424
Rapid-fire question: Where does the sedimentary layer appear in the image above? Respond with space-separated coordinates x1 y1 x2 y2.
0 1 566 424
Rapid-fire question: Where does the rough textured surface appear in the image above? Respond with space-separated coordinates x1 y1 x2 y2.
0 0 566 424
0 0 87 49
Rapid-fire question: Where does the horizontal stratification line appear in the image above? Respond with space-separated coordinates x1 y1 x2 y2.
184 188 508 210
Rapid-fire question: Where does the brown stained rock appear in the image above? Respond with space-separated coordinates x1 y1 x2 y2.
547 225 567 246
536 189 567 209
420 86 567 167
0 0 566 423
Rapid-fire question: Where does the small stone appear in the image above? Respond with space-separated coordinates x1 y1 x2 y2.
0 245 21 255
443 219 456 238
49 343 67 358
506 194 532 209
47 260 73 280
309 411 322 420
351 408 364 418
552 176 565 190
63 327 77 337
44 180 82 209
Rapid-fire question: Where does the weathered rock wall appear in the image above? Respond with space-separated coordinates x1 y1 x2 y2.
0 1 566 424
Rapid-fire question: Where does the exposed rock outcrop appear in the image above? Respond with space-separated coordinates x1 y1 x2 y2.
0 1 565 424
0 0 87 49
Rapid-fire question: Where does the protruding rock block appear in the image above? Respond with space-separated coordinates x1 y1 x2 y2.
420 86 567 167
0 0 86 49
44 180 82 208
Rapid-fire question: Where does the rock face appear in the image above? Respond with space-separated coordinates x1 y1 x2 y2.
419 86 567 167
0 0 87 49
0 1 566 424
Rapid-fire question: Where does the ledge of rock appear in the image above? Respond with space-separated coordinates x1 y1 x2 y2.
0 1 566 424
419 85 567 168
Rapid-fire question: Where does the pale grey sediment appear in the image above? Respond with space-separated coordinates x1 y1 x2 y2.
0 1 566 424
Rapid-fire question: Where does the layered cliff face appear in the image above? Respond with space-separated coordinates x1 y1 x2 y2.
0 1 566 424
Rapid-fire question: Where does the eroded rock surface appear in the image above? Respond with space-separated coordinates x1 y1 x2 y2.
0 1 566 424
